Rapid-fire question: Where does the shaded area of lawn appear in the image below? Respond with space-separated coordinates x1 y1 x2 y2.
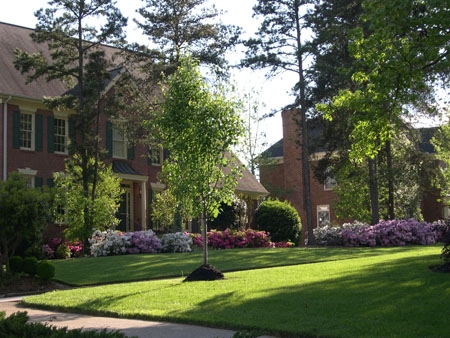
23 246 448 338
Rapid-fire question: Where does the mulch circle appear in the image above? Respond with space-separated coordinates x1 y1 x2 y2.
183 264 224 282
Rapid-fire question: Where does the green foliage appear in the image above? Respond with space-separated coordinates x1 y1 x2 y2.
151 190 177 232
157 54 244 222
55 244 71 260
155 53 244 265
135 0 241 78
0 311 134 338
431 125 450 197
36 260 56 280
255 199 302 244
0 173 50 279
53 155 122 250
8 256 23 275
22 257 38 276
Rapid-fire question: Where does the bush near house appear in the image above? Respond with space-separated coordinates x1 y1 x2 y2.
255 199 302 245
311 219 445 247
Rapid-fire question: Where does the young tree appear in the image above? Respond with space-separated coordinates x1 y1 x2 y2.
156 54 244 278
0 174 50 279
53 155 123 251
14 0 128 249
242 0 316 244
134 0 241 79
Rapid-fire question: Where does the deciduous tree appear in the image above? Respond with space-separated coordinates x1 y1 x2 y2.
156 54 244 273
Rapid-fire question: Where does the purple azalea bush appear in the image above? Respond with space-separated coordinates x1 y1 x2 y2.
311 219 445 247
127 230 162 254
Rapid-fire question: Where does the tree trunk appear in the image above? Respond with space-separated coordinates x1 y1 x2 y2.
294 5 314 245
368 157 380 225
201 211 208 266
386 140 395 220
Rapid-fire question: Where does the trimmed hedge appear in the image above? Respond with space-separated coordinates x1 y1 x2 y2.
255 199 302 245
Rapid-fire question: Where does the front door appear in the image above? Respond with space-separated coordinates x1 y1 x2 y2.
117 183 133 232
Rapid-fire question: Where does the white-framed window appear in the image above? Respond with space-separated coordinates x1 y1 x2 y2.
317 205 330 227
112 126 127 159
54 117 68 154
18 168 37 189
324 168 337 191
149 147 162 165
20 112 34 150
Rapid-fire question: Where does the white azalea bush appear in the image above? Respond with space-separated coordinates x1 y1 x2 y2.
160 232 193 253
89 229 130 257
89 229 192 256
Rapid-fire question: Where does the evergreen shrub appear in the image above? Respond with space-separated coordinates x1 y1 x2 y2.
22 257 38 276
36 260 55 280
255 199 302 245
8 256 23 275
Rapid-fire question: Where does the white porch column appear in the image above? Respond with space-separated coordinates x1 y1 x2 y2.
141 181 147 230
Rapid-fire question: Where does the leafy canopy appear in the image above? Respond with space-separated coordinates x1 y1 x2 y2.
156 53 244 221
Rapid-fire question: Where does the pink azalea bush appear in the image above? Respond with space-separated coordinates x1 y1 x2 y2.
311 219 444 247
191 228 294 249
42 237 83 259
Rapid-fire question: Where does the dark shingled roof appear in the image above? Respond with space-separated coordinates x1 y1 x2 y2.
112 161 144 176
0 21 124 100
262 125 439 159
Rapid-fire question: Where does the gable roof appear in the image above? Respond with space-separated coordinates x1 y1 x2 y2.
0 21 123 100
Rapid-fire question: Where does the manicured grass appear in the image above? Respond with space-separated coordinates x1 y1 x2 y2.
52 246 427 286
23 245 449 338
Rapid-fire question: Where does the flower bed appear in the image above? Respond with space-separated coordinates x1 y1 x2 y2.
191 228 294 249
42 237 83 259
310 219 445 247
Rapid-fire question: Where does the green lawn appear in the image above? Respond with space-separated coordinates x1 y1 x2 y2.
23 245 449 338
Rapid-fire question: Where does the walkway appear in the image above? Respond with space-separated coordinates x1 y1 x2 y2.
1 297 276 338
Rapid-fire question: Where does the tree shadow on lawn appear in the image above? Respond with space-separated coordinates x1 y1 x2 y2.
171 253 449 338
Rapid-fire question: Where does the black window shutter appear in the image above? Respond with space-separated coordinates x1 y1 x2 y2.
68 116 76 154
13 110 20 148
47 177 54 187
106 121 113 157
35 176 43 188
47 116 54 153
35 114 43 151
147 188 153 229
127 145 135 160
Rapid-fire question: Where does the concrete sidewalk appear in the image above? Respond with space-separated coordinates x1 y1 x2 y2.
1 297 276 338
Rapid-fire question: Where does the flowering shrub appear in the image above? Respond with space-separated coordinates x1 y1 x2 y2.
160 232 192 253
191 228 292 249
42 237 83 259
312 225 343 246
89 229 130 257
127 230 162 254
312 219 441 247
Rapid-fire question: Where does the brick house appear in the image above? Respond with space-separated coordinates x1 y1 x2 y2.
0 22 268 235
260 108 444 237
